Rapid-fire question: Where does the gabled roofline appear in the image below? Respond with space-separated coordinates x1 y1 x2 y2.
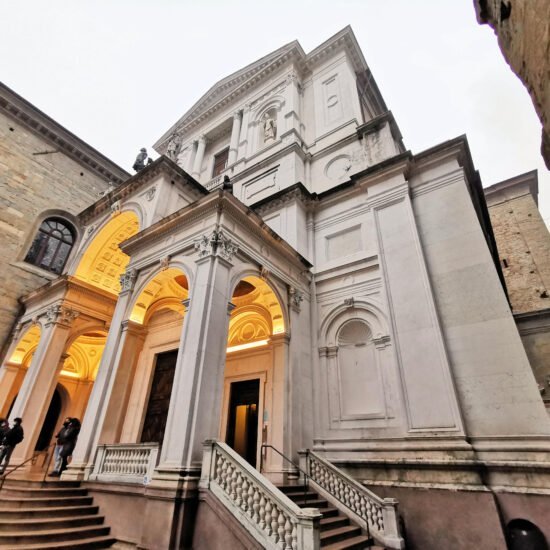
78 156 207 225
154 26 385 152
0 81 129 184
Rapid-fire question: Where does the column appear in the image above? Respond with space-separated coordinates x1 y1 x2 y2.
227 110 242 166
63 268 138 481
237 103 251 161
10 305 78 464
0 363 24 417
191 135 206 179
98 320 146 444
184 141 196 174
153 228 237 483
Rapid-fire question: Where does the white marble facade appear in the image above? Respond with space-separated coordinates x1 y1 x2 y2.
3 26 550 498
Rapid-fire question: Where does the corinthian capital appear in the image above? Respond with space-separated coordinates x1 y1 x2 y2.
119 268 138 292
44 305 80 327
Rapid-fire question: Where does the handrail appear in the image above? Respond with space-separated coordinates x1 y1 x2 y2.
303 450 405 549
0 443 56 492
201 439 322 550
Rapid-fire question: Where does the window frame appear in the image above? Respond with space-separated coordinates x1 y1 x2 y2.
212 147 230 178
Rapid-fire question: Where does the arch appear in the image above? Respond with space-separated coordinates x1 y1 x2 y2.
252 96 285 120
24 216 77 275
61 331 107 381
73 211 139 295
229 273 286 336
8 325 41 367
321 299 390 348
129 267 190 325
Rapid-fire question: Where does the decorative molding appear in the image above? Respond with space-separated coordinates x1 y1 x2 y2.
194 229 239 262
259 266 270 280
119 268 138 292
343 297 355 308
44 304 80 327
110 200 121 216
373 334 391 349
289 286 304 313
160 255 170 271
145 185 157 201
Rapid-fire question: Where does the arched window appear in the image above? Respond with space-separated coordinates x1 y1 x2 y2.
24 217 75 274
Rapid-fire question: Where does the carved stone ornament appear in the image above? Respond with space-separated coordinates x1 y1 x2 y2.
44 305 80 327
119 268 138 292
344 297 355 308
145 185 157 201
111 200 121 216
260 266 270 280
194 230 239 262
160 255 170 270
289 287 304 312
86 224 96 237
166 135 182 160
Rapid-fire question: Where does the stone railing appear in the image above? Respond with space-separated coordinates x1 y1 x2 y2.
205 173 224 191
300 450 405 549
89 443 159 485
201 440 322 550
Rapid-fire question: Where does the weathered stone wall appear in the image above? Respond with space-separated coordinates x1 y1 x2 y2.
0 111 111 354
475 0 550 169
487 190 550 314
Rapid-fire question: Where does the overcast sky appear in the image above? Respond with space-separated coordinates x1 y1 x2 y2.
2 1 549 221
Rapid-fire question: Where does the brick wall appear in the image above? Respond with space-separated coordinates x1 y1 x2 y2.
0 111 112 352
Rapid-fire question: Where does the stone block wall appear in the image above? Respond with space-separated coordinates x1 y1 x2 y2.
0 111 113 356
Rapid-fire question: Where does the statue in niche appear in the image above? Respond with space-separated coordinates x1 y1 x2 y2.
263 112 277 142
166 135 181 161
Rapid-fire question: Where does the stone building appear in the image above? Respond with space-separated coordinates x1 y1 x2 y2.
485 170 550 409
0 81 128 364
474 0 550 169
1 27 550 550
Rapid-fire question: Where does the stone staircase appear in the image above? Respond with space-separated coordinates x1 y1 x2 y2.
277 484 385 550
0 479 115 549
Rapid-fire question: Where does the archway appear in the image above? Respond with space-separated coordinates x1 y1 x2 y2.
222 275 286 469
0 324 41 417
35 387 62 451
73 211 139 295
118 268 190 446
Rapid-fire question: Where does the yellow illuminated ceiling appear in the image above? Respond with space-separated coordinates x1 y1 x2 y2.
74 211 139 295
60 332 107 381
130 268 189 325
9 325 41 366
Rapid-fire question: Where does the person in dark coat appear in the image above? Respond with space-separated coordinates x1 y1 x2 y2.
0 418 9 441
0 417 24 475
58 418 80 475
48 417 71 477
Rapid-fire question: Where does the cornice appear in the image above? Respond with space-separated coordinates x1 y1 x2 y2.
78 156 207 224
0 81 129 184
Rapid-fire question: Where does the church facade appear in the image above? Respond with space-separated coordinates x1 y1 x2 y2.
1 27 550 549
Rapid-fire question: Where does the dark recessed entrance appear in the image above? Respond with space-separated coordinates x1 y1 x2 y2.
226 379 260 467
35 387 62 451
141 349 178 446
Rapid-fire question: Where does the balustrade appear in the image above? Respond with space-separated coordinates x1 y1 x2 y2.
201 440 321 550
90 443 159 484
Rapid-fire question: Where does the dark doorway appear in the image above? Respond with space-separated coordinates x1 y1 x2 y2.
226 379 260 467
141 349 178 446
35 388 62 451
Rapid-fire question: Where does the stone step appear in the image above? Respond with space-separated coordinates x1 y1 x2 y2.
0 525 110 545
319 507 340 519
0 496 93 509
321 525 362 546
322 535 376 550
0 505 100 520
320 515 350 531
282 490 319 501
0 534 116 549
1 487 88 499
292 497 329 508
0 515 104 532
0 480 80 489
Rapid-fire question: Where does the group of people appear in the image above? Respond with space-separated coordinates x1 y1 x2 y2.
0 415 80 477
0 417 24 475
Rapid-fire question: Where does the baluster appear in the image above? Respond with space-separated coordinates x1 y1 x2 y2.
229 464 238 500
264 499 273 535
240 477 249 511
291 521 298 550
284 517 293 550
277 510 286 549
246 482 255 517
252 488 261 523
220 457 229 491
271 505 279 542
258 493 267 529
235 472 243 507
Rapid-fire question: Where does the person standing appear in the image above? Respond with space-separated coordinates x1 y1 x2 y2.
48 417 71 477
58 418 80 475
0 418 24 475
